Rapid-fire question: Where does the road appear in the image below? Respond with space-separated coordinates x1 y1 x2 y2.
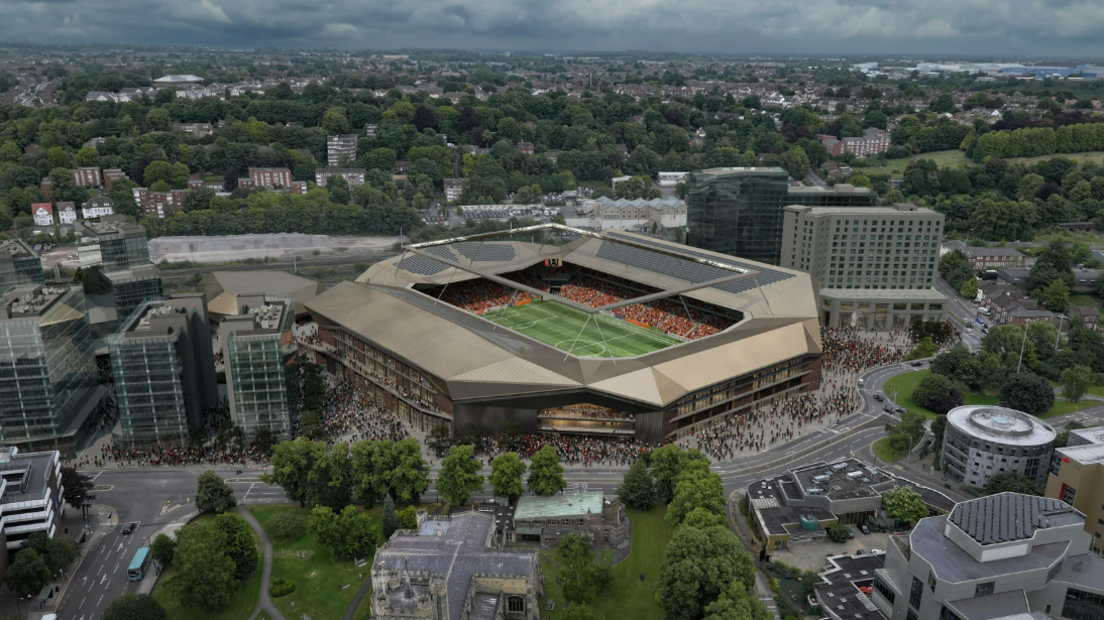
934 275 983 349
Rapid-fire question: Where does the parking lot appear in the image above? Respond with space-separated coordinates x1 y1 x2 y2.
770 529 890 572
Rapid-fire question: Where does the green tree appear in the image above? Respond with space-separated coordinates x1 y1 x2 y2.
667 470 725 527
350 438 431 507
960 277 978 299
46 146 71 169
0 141 20 163
267 510 306 542
60 466 97 510
307 442 354 511
169 522 238 611
196 470 237 514
828 523 851 543
307 505 378 561
984 325 1037 370
75 145 100 167
617 458 657 510
999 373 1055 415
437 445 484 506
907 337 939 360
881 487 928 526
398 506 419 530
4 549 51 597
983 473 1044 496
1062 364 1093 402
262 439 329 507
703 580 770 620
650 445 710 502
213 513 258 580
145 108 172 132
382 495 399 540
321 110 351 135
102 594 167 620
559 533 598 604
21 532 79 573
150 533 176 569
911 374 964 414
528 446 566 496
1033 278 1070 313
489 452 527 505
658 525 755 620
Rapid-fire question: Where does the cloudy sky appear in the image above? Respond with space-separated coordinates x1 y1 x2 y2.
2 0 1102 58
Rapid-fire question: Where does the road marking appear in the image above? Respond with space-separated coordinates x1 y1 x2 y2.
98 594 103 607
79 596 86 609
114 562 119 574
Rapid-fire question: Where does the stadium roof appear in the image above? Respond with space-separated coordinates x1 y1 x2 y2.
307 229 820 409
198 270 325 319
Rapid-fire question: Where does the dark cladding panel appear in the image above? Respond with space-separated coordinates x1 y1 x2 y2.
453 403 540 437
634 411 664 445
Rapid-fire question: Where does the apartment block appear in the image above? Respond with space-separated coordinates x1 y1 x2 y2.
73 167 103 188
326 134 359 168
443 178 464 202
248 167 293 189
109 297 218 449
0 447 63 563
1047 425 1104 556
315 168 366 188
219 295 298 440
0 240 44 291
819 128 892 157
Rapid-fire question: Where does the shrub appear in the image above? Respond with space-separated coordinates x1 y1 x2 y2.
267 510 306 542
827 523 851 543
271 578 296 598
770 578 780 593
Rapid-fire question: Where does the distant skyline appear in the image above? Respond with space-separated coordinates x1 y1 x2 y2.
3 0 1104 60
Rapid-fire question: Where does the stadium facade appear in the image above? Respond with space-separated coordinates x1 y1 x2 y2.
302 227 823 445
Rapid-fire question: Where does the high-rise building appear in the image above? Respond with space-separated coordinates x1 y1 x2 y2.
109 296 218 449
780 203 948 328
941 405 1055 489
0 285 104 455
219 295 297 440
0 446 63 565
686 168 876 265
0 240 44 291
77 217 163 345
1046 425 1104 556
327 134 359 168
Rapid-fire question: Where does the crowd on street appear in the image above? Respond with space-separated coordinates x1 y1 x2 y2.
821 327 912 372
478 433 651 467
314 376 408 445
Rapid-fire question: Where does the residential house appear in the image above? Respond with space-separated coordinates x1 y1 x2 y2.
81 196 114 220
516 141 535 155
1069 305 1100 330
171 123 214 137
103 169 128 190
31 203 53 227
963 247 1027 270
818 128 892 157
315 168 366 188
56 202 77 225
443 178 464 203
248 167 293 189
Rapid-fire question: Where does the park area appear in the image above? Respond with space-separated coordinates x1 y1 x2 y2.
483 300 681 358
852 149 1104 179
538 506 674 620
882 369 1093 420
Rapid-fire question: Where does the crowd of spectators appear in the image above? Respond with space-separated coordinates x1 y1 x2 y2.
539 405 632 419
315 376 408 445
430 278 537 314
822 327 911 372
480 433 650 467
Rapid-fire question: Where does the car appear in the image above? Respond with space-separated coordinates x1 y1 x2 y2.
873 394 884 402
911 361 924 367
848 528 855 539
121 522 136 535
884 405 894 413
860 524 871 535
895 406 908 414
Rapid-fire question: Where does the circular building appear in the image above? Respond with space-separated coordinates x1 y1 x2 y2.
941 405 1056 488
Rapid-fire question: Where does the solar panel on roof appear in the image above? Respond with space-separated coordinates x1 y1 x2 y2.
426 246 458 261
398 255 449 275
595 239 794 294
453 242 516 262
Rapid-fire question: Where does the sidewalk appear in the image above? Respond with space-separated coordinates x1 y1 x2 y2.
135 510 200 596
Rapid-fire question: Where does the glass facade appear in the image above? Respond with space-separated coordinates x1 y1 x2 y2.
98 230 151 273
226 333 295 439
0 287 98 444
111 274 164 322
0 251 44 291
1064 587 1104 620
109 320 189 448
687 168 790 264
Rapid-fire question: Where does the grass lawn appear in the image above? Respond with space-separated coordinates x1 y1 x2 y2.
539 507 674 620
1068 293 1102 310
1088 385 1104 398
853 150 1104 180
151 514 263 620
884 369 1095 420
256 613 274 620
250 505 372 620
483 300 681 358
872 437 903 463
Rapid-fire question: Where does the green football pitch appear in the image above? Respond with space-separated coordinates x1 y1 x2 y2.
482 300 682 358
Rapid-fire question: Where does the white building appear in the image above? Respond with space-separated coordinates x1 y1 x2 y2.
657 171 688 187
31 203 53 227
941 405 1056 488
57 203 77 225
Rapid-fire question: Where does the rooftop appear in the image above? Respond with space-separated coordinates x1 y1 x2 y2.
910 516 1069 582
787 183 875 196
514 492 604 520
791 458 893 500
946 406 1056 446
789 203 937 216
79 216 145 239
0 239 37 259
815 552 885 620
0 285 71 320
948 494 1082 545
945 590 1028 620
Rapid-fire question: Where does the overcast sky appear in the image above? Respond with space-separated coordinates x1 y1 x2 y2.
2 0 1102 58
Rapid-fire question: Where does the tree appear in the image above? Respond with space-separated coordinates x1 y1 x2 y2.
252 429 278 458
703 580 771 620
1062 365 1093 402
559 533 598 604
881 487 928 526
437 445 484 505
907 336 940 361
321 110 351 135
145 108 172 131
650 445 711 502
828 523 851 543
267 510 306 542
60 466 96 510
911 374 964 414
213 513 258 580
959 277 978 299
307 505 378 561
170 522 238 611
307 442 353 511
350 438 431 507
181 187 215 213
983 473 1044 496
667 471 725 527
658 525 755 620
262 438 328 507
490 452 527 505
75 145 100 167
560 604 600 620
103 594 167 620
196 470 237 514
528 446 566 496
617 458 657 510
1033 279 1070 313
427 425 452 457
382 495 399 540
999 373 1055 415
150 533 176 568
398 506 418 530
5 549 51 597
22 533 79 573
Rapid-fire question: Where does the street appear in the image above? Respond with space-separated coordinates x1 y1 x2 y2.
934 275 983 349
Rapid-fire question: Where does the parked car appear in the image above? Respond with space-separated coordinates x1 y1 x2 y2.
860 524 871 535
873 394 884 402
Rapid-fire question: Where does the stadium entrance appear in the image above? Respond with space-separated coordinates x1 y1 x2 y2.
538 404 634 436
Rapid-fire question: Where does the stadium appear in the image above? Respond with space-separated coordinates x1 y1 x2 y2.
302 225 823 445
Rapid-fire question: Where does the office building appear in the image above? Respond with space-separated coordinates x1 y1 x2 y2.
510 492 626 548
0 240 44 290
219 295 297 440
443 178 464 202
686 168 875 265
77 217 164 345
941 405 1055 489
327 134 359 168
371 511 542 620
109 296 218 449
1046 425 1104 555
781 203 947 328
0 446 63 568
876 493 1104 620
315 168 366 188
0 285 104 455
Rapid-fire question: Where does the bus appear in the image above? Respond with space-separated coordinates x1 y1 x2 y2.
127 547 151 582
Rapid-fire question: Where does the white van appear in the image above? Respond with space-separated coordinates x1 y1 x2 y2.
978 307 991 316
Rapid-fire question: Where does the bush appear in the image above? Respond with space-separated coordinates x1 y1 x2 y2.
267 510 306 542
271 578 296 598
770 578 780 593
999 373 1055 415
827 523 851 543
912 373 964 413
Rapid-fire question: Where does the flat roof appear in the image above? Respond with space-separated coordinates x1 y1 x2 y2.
0 239 37 259
792 458 893 500
946 591 1028 620
911 516 1069 583
514 492 603 520
816 553 885 620
0 285 71 320
788 204 937 215
949 493 1082 545
947 406 1056 446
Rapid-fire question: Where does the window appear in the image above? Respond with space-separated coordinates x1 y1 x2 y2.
1064 587 1104 620
873 575 896 604
941 606 965 620
507 596 526 613
928 571 937 593
975 582 994 597
908 610 919 620
910 576 924 610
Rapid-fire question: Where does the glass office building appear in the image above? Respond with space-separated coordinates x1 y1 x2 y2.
220 296 298 440
0 240 44 291
109 297 218 448
0 285 102 454
79 218 151 273
686 168 876 265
